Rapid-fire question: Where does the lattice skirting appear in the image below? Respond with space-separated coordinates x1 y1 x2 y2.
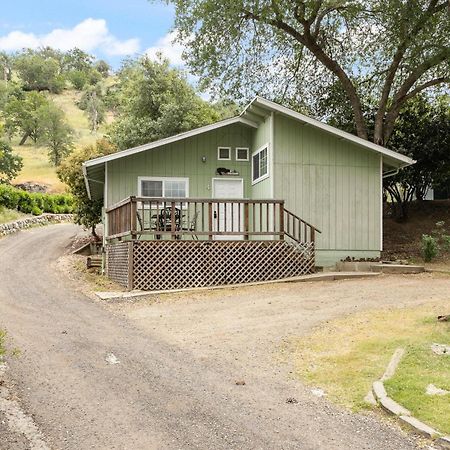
107 240 315 291
106 241 132 287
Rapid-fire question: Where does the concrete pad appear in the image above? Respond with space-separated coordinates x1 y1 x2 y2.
371 264 424 274
96 272 380 300
398 415 441 438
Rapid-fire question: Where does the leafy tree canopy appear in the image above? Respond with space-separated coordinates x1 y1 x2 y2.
0 141 23 184
4 91 49 144
384 95 450 219
57 139 116 237
14 50 65 93
109 56 225 150
165 0 449 145
38 103 74 166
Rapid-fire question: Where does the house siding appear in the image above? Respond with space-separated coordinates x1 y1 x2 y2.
250 115 272 199
273 114 381 266
106 123 254 207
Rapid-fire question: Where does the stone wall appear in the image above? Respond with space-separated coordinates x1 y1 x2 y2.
0 214 73 236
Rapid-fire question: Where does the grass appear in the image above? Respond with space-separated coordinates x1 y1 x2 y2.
0 206 28 224
385 344 450 434
287 300 450 432
0 329 6 359
11 88 112 193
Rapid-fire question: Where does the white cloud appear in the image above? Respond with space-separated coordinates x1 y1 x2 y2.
0 18 140 56
145 31 185 66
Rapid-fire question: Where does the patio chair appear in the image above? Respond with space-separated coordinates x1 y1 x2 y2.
182 211 199 240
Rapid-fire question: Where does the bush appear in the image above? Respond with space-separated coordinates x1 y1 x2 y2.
0 184 73 215
421 234 439 262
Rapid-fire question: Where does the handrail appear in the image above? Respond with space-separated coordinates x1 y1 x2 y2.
284 208 321 234
106 196 321 244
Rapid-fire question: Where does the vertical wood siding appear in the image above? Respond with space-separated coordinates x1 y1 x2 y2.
273 115 381 254
107 124 253 207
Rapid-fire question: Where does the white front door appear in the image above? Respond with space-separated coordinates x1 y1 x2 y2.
212 178 244 240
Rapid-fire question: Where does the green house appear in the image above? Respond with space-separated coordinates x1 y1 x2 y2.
83 97 413 291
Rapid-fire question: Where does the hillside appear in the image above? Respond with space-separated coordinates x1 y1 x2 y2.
383 200 450 264
12 89 113 193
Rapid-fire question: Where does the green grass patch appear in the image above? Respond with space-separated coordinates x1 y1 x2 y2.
287 301 450 420
0 206 28 224
385 344 450 434
0 329 6 359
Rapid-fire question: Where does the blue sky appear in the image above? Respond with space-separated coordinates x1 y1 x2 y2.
0 0 180 68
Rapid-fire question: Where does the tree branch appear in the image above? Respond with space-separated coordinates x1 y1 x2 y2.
373 0 447 144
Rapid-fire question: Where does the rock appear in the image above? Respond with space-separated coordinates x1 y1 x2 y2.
431 343 450 355
235 380 246 386
311 388 326 398
286 397 298 404
426 384 449 396
14 182 48 193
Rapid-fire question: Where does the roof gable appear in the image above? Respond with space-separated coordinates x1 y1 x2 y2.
241 97 414 168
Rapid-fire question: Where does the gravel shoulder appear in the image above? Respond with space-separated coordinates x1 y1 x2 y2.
1 224 446 449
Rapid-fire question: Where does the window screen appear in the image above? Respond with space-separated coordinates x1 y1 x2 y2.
218 147 231 160
236 147 249 161
141 180 163 197
252 147 268 182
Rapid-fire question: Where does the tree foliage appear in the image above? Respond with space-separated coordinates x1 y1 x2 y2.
384 95 450 219
39 104 74 166
166 0 449 145
4 91 49 144
0 141 23 183
57 140 116 237
109 56 224 149
14 50 64 93
78 85 106 132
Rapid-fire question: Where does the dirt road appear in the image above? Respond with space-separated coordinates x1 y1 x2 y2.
1 224 443 449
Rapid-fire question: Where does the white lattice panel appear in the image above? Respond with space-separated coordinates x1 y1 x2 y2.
131 240 315 291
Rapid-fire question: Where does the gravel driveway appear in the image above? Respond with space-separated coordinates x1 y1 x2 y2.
2 224 447 449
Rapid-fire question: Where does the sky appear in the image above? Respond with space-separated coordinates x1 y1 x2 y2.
0 0 183 69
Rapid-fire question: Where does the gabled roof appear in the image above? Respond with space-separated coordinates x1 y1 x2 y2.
83 96 414 199
241 97 414 169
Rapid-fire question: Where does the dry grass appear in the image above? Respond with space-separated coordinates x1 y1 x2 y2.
0 207 29 224
11 88 112 193
288 300 450 422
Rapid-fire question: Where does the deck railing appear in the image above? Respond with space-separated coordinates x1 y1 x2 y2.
105 196 320 243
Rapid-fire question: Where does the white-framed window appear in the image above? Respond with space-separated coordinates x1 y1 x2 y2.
138 177 189 199
235 147 249 161
217 146 231 160
252 145 269 184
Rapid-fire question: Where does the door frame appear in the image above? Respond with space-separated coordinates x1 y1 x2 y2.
211 177 244 240
211 177 244 199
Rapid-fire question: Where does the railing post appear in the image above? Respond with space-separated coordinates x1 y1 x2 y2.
244 202 249 240
170 201 176 240
130 196 137 238
279 201 285 241
311 227 315 244
208 202 213 240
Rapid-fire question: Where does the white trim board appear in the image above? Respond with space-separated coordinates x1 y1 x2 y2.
251 143 270 185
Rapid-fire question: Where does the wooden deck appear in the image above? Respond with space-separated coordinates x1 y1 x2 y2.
105 196 321 291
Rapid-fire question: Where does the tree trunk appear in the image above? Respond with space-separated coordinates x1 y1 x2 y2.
19 132 29 146
91 224 99 240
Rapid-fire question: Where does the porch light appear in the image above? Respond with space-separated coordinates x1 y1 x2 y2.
201 156 207 163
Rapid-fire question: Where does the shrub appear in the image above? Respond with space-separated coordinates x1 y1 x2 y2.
421 234 439 262
0 184 73 215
